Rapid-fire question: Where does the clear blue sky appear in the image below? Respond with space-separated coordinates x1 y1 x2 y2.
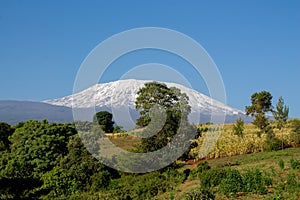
0 0 299 118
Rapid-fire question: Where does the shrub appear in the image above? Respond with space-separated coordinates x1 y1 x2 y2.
199 168 227 187
273 172 300 199
40 166 78 197
286 173 297 188
195 161 211 174
90 170 111 192
242 169 272 194
264 137 282 151
290 158 300 170
219 169 243 196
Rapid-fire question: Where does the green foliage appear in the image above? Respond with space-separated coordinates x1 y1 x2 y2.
0 120 77 198
245 91 273 136
58 134 113 192
273 96 289 130
264 136 282 151
199 168 227 187
90 170 111 192
219 169 243 196
286 172 297 188
0 122 14 151
1 116 300 199
198 167 273 196
93 111 114 133
253 113 270 137
194 161 211 175
107 169 185 200
273 172 300 199
245 91 273 114
40 166 78 197
2 120 76 179
278 159 285 170
232 118 244 138
242 169 272 194
74 120 93 132
135 82 190 127
135 81 194 153
290 158 300 170
183 187 215 200
264 125 283 151
113 125 125 133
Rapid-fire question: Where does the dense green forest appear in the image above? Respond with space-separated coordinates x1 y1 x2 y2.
0 82 300 199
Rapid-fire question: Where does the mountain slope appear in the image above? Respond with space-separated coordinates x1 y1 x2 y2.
44 79 249 127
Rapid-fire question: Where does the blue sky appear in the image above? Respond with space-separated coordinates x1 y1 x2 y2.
0 1 299 118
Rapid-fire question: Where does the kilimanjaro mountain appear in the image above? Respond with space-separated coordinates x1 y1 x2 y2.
43 79 250 129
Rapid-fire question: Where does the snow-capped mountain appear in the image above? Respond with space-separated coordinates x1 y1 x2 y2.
44 79 249 128
45 79 240 114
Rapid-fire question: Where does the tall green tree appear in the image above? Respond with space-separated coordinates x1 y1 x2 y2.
93 111 114 133
245 91 273 137
135 81 193 152
272 96 289 150
135 82 190 127
273 96 289 130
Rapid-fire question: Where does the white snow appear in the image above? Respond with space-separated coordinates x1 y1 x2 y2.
43 79 244 116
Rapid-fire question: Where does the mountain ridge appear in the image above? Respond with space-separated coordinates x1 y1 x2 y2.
0 80 251 128
44 79 250 128
44 79 244 114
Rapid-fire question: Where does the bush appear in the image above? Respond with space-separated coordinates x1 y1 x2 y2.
242 169 272 194
90 171 111 192
184 187 215 200
199 168 227 187
191 162 210 178
40 166 78 197
195 161 211 174
286 173 297 188
264 137 282 151
219 169 243 196
273 172 300 199
290 158 300 170
106 169 186 200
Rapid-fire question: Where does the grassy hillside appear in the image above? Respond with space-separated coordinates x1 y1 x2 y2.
157 148 300 199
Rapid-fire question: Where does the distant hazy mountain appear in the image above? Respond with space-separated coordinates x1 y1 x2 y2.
0 79 251 129
0 100 73 125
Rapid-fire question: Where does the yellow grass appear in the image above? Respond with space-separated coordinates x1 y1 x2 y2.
191 123 295 159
